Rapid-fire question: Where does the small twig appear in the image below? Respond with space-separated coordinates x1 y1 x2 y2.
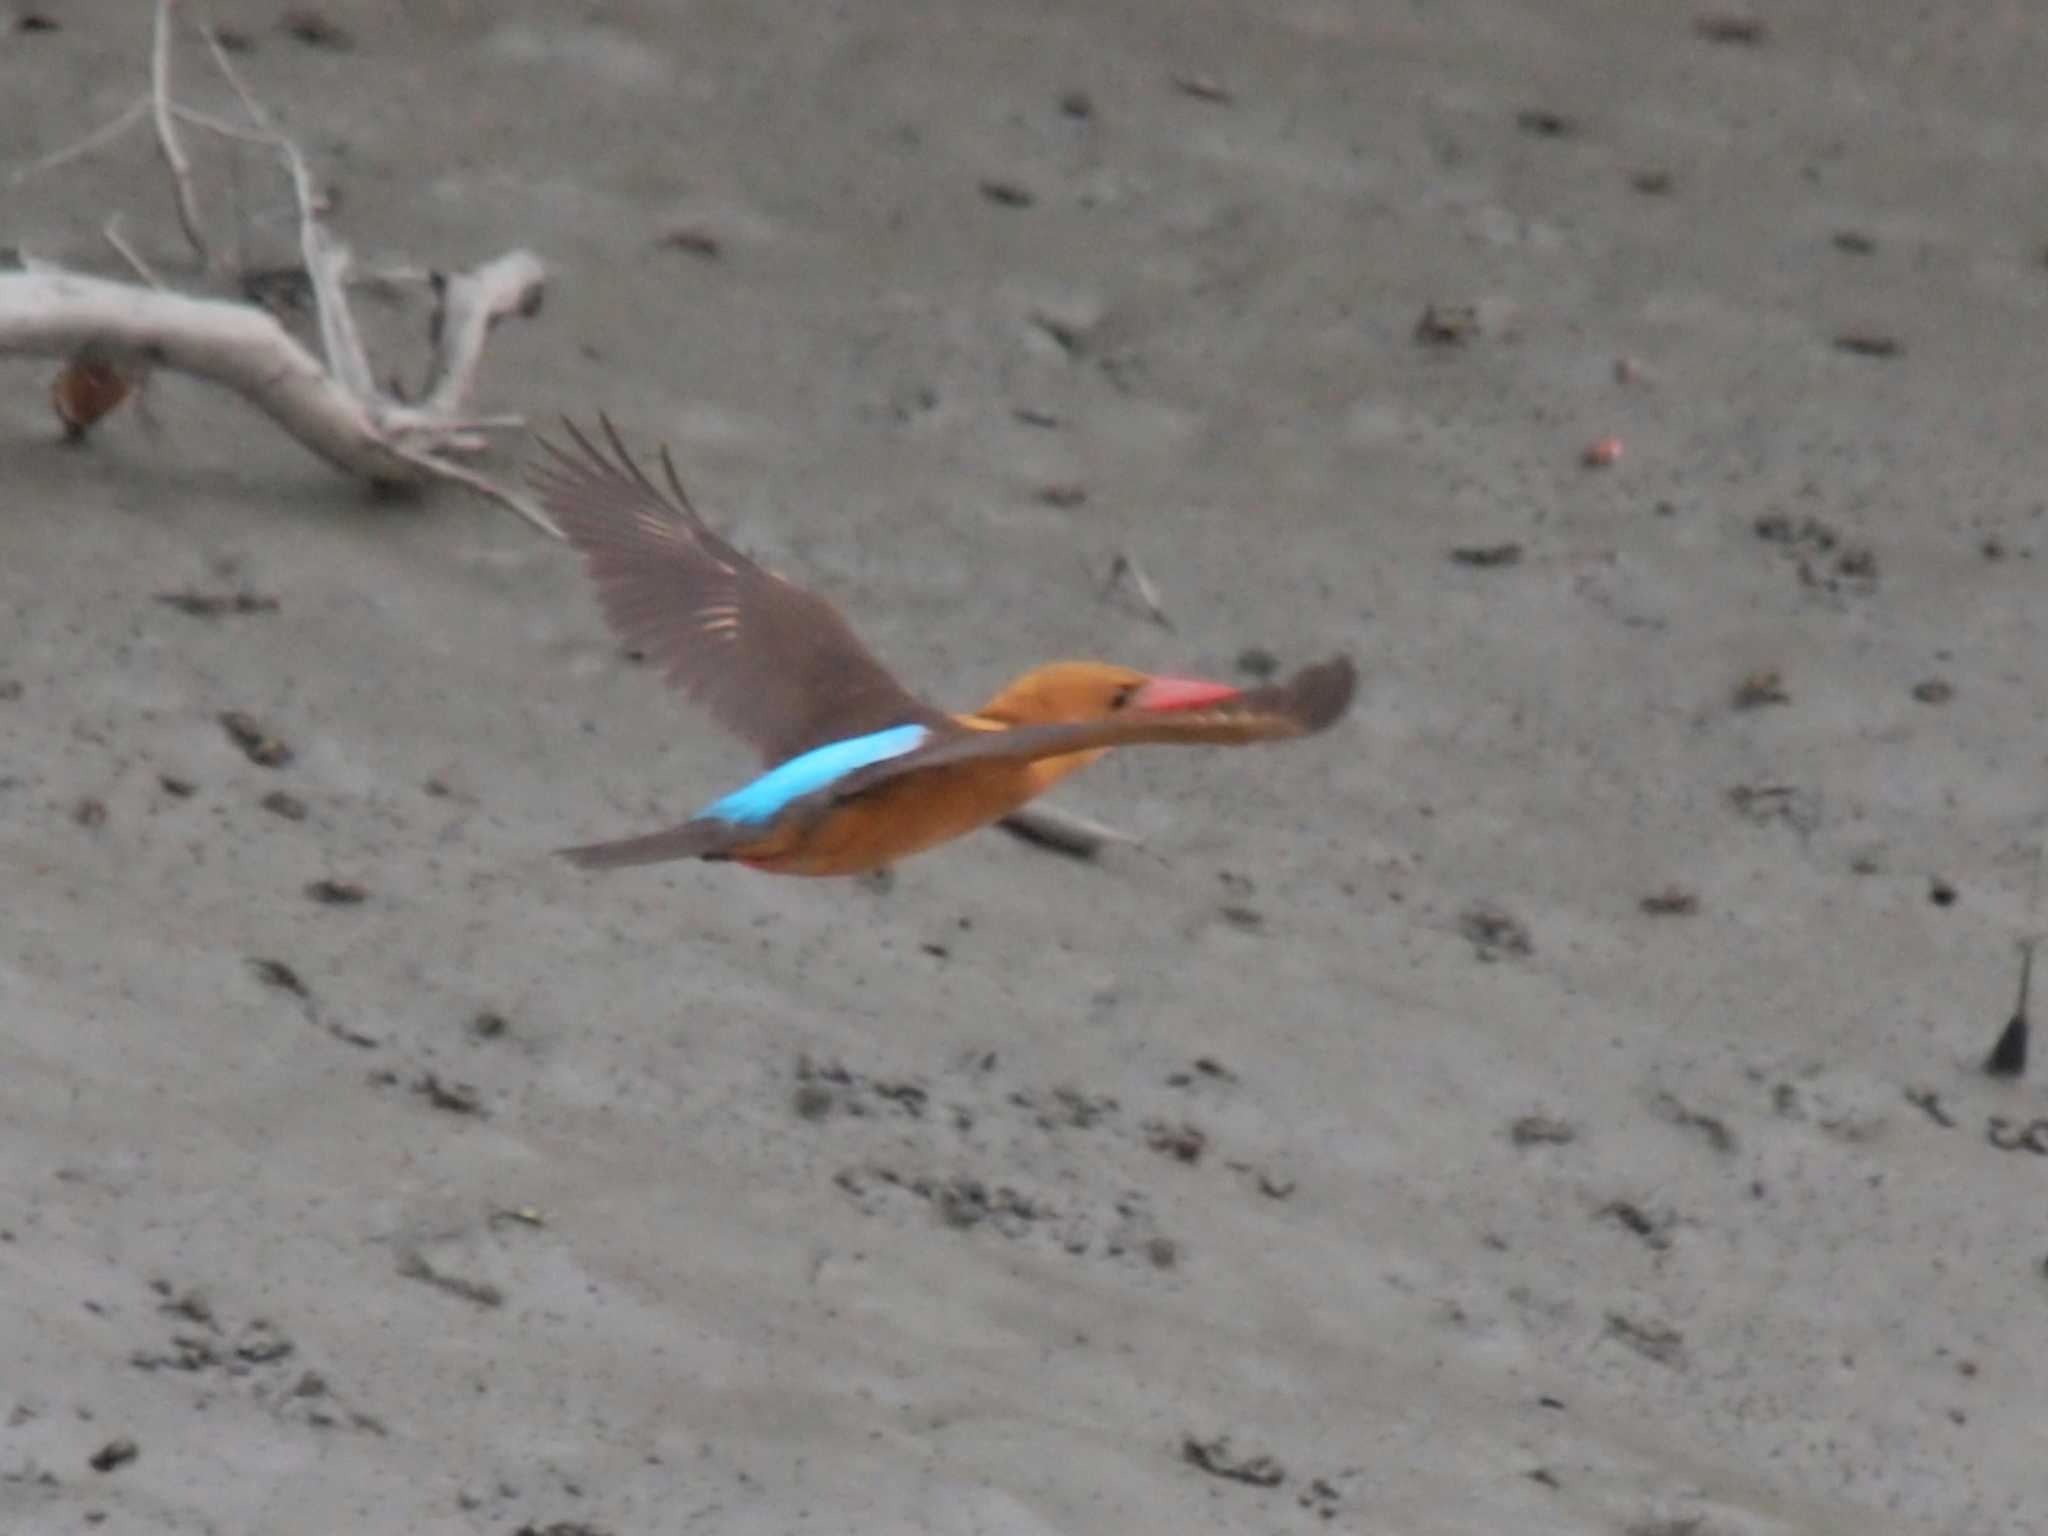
1103 551 1173 629
999 804 1142 859
413 251 548 418
380 435 561 539
9 97 150 185
169 103 277 147
101 214 167 291
150 0 211 267
194 13 376 402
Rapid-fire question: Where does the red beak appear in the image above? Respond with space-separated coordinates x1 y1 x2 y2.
1130 674 1242 712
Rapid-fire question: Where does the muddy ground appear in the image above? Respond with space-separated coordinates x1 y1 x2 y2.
5 3 2047 1532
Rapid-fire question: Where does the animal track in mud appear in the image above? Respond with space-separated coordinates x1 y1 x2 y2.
128 1278 385 1437
793 1052 1292 1270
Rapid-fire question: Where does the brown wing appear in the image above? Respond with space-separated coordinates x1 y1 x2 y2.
816 655 1356 805
530 417 949 766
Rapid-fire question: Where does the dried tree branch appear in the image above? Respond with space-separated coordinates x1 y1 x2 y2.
8 98 151 186
1 2 555 537
150 0 211 267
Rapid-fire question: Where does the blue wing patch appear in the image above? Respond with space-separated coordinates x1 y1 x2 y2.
701 724 931 826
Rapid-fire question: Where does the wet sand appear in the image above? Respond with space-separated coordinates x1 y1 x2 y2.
4 3 2046 1531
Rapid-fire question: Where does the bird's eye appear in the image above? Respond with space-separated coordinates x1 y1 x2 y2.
1110 684 1137 711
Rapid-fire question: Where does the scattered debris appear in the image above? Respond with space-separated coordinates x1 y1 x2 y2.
1234 647 1278 679
1629 169 1675 195
1985 1117 2048 1155
1144 1120 1208 1164
246 956 376 1048
1911 678 1954 705
1652 1092 1736 1154
1582 436 1624 468
998 804 1138 859
155 589 279 617
1218 904 1265 932
978 179 1035 209
1414 303 1478 346
305 878 366 905
1059 90 1093 119
1929 878 1958 907
1753 512 1835 551
1167 1056 1237 1087
470 1010 509 1040
1028 309 1087 356
1171 73 1233 104
52 354 143 437
159 774 196 797
1694 13 1766 44
1731 669 1789 709
1727 783 1819 835
930 1175 1046 1233
1102 552 1173 629
1834 332 1900 358
1449 542 1523 568
655 225 722 260
1459 903 1532 961
1183 1434 1285 1488
1514 108 1575 138
1832 229 1876 254
247 957 308 999
1605 1312 1685 1367
220 711 293 768
1904 1088 1956 1128
1298 1476 1344 1517
1036 483 1088 508
1510 1115 1577 1146
396 1248 503 1308
413 1074 484 1116
280 8 352 49
1638 888 1699 917
1984 945 2031 1078
793 1082 836 1121
87 1438 139 1473
72 796 108 828
261 789 308 820
1598 1200 1672 1251
1012 405 1062 429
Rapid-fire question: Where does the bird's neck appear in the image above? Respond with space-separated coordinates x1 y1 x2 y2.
952 708 1107 794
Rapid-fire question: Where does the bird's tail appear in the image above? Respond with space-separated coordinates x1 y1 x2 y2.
558 818 749 870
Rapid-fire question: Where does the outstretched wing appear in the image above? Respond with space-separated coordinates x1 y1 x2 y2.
816 655 1357 805
531 417 950 766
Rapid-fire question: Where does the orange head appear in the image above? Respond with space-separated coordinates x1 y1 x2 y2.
974 661 1242 727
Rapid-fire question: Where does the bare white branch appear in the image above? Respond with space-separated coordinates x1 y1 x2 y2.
9 97 151 186
101 214 167 291
415 252 549 420
150 0 211 267
0 267 555 537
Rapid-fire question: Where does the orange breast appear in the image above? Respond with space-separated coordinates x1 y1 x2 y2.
731 746 1102 877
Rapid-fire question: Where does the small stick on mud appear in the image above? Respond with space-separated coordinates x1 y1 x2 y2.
1103 552 1173 629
